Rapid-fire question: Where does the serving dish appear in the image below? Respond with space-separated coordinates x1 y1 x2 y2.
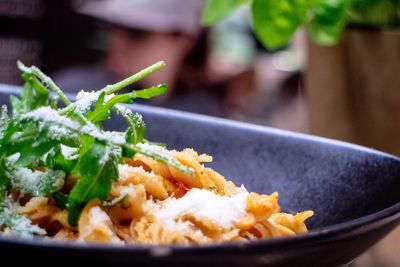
0 83 399 267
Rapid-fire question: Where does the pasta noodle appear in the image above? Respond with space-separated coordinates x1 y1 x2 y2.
9 147 313 245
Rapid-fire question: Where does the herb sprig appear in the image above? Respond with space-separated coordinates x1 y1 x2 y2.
0 61 194 234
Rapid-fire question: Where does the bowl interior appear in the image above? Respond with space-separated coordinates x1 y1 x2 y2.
1 84 400 231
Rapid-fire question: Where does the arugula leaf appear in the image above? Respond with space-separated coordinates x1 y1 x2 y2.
87 84 167 124
46 145 78 173
129 143 194 176
0 106 10 145
21 72 49 110
9 123 58 167
202 0 246 25
307 0 350 45
114 104 145 146
0 105 8 130
21 108 192 176
9 74 49 118
251 0 308 50
88 91 109 122
0 159 11 202
87 93 133 124
0 210 46 237
17 61 71 106
0 162 45 237
0 106 12 198
0 197 45 237
67 142 119 226
9 95 23 118
54 191 69 210
133 84 168 99
50 95 60 110
9 167 65 197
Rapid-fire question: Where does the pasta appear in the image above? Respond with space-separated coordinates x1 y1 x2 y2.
8 148 313 245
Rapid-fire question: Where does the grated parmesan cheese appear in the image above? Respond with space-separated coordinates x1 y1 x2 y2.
75 90 115 112
60 145 78 160
148 188 249 230
103 131 125 145
88 206 111 225
12 168 42 190
23 107 126 145
6 153 20 163
75 90 100 111
118 164 157 181
113 104 131 116
24 107 81 130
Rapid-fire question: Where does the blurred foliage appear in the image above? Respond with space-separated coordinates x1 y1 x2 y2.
202 0 400 50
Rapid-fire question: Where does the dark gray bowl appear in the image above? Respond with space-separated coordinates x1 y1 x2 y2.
0 84 399 267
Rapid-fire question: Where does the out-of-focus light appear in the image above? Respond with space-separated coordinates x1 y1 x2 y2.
272 51 301 72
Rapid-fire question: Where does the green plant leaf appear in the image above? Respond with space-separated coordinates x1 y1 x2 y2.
307 0 350 45
17 61 71 106
9 123 58 167
54 191 69 210
0 208 46 237
0 159 11 202
348 0 400 27
251 0 307 50
46 145 78 173
9 167 65 197
128 143 194 176
67 142 118 226
0 106 10 145
114 104 145 147
87 93 133 124
202 0 245 25
17 72 49 115
133 84 168 99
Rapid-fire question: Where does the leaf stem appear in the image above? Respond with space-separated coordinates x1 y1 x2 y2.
103 61 166 95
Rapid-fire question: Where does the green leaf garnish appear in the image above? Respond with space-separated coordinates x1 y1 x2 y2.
68 142 119 226
17 61 71 106
0 209 46 237
9 167 65 197
53 191 69 210
0 60 195 235
115 105 145 143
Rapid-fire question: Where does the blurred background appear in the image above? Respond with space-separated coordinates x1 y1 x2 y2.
0 0 399 265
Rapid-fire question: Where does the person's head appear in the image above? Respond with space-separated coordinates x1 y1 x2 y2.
76 0 204 91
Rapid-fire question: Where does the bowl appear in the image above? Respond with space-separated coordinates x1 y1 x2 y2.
0 84 399 267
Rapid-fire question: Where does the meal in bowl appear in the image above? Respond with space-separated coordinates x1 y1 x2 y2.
0 61 312 244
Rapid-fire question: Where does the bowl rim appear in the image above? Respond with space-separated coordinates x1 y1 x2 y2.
0 83 399 253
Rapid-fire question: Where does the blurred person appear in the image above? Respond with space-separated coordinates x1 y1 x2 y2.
53 0 232 116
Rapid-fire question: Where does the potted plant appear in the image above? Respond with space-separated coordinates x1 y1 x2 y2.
202 0 400 155
202 1 400 265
